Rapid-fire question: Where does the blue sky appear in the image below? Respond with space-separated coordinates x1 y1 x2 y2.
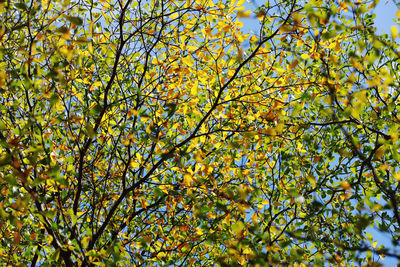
374 0 398 36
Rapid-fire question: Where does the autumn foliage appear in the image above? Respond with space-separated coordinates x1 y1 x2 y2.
1 0 400 265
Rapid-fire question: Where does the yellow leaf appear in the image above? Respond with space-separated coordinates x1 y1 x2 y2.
375 145 386 159
232 221 245 235
292 12 302 24
366 232 373 241
201 26 212 38
350 58 364 70
139 199 148 209
300 53 309 60
396 9 400 18
169 13 179 19
194 150 203 162
334 41 341 53
157 252 166 259
327 42 336 49
145 122 153 135
340 192 352 200
182 57 194 67
270 225 280 234
237 0 245 6
243 247 252 254
183 173 193 186
391 26 398 40
394 171 400 181
159 184 169 194
237 10 251 18
261 199 269 205
307 175 316 186
251 213 258 224
340 181 351 191
92 262 105 266
379 164 389 171
350 107 360 119
130 109 139 117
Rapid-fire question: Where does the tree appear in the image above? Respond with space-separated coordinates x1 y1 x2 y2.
0 0 400 265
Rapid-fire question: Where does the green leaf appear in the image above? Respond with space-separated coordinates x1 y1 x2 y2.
0 121 6 130
56 26 69 34
66 16 84 26
15 2 27 10
47 165 60 177
85 122 96 138
0 154 12 167
51 248 60 262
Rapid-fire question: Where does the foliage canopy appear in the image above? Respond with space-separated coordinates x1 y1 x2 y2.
1 0 400 265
